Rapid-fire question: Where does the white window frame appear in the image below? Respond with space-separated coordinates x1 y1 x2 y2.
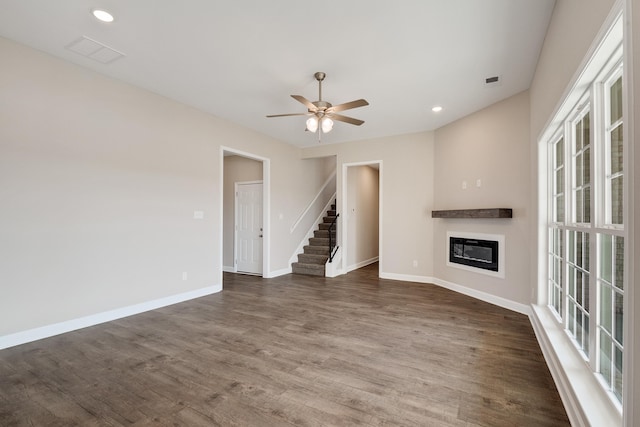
534 8 627 426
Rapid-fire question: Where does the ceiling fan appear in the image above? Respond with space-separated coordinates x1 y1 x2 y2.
267 72 369 141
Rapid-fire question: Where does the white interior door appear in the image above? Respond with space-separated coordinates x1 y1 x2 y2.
235 182 263 275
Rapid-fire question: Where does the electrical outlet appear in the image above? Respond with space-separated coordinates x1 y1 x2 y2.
476 179 482 188
413 260 418 267
182 272 188 281
462 181 468 190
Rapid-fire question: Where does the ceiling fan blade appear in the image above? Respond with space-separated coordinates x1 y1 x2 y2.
327 99 369 113
291 95 317 111
266 112 312 118
330 113 364 126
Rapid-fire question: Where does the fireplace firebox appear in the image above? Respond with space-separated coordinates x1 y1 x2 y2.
447 232 505 278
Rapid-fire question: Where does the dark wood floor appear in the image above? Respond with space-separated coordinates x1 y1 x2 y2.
0 264 569 426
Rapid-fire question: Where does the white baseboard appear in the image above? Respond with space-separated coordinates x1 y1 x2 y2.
378 272 531 316
222 265 236 273
346 257 379 273
431 277 531 315
0 284 222 350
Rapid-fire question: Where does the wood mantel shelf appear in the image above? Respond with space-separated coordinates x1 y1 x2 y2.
431 208 513 219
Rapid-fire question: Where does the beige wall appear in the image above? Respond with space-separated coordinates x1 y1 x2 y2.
302 132 435 277
346 165 379 269
0 37 328 336
530 0 618 139
222 155 263 269
433 91 532 305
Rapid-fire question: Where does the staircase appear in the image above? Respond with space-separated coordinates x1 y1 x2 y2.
292 202 337 277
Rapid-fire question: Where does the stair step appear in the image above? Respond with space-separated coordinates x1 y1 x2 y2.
304 245 330 255
314 230 336 239
292 262 325 277
290 199 336 276
298 253 329 264
309 237 330 246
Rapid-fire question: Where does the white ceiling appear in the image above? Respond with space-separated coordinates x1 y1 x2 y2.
0 0 556 147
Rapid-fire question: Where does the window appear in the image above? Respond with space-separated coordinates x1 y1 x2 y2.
597 233 624 401
548 136 565 318
572 111 591 224
567 230 590 355
545 59 625 404
548 227 563 317
552 137 565 224
605 73 624 226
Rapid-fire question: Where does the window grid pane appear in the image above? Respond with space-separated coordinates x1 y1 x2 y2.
572 113 591 224
597 234 624 401
552 138 565 223
548 228 563 317
606 75 624 226
567 230 590 356
610 75 623 123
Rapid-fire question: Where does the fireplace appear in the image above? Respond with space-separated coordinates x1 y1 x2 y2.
447 232 505 278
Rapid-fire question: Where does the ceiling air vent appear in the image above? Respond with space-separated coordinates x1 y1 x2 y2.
484 75 502 88
66 36 125 64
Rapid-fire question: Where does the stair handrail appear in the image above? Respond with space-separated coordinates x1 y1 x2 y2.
328 213 339 263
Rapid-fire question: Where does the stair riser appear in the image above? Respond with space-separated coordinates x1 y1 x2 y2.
309 237 330 246
314 230 336 239
298 254 328 264
323 216 337 224
292 263 325 277
304 246 330 255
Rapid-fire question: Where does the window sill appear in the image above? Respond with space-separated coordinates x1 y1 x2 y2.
530 304 622 426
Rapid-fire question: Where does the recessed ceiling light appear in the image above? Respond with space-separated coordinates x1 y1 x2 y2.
92 9 114 23
432 106 443 113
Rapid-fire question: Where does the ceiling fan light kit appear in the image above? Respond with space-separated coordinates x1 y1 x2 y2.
267 72 369 142
305 116 334 133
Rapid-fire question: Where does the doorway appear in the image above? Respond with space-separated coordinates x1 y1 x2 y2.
343 162 381 275
221 147 270 284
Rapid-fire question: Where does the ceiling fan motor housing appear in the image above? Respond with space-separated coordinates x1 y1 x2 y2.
311 100 332 115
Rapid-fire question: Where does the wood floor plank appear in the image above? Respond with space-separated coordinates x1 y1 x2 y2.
0 263 569 426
